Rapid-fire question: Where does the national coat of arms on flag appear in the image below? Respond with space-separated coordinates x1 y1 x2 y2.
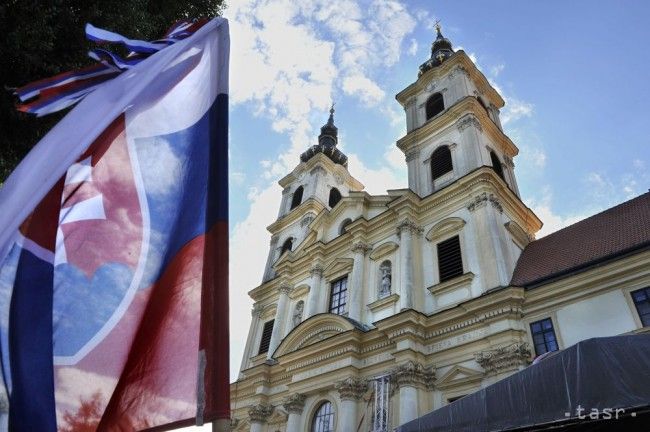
0 17 230 432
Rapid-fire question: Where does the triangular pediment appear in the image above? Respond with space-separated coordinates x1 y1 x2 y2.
436 365 483 390
274 313 358 357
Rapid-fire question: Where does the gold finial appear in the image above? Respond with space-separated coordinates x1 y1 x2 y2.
435 20 442 34
436 52 446 63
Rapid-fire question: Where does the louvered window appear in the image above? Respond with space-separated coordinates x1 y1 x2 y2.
258 320 274 354
329 277 348 315
490 151 505 181
437 236 463 282
425 93 444 120
430 146 453 181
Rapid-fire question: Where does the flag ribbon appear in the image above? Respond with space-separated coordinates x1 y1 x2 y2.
14 19 208 117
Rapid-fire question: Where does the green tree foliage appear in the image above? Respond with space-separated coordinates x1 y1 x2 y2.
0 0 225 182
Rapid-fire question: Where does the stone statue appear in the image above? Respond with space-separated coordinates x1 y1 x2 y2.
292 301 304 327
379 261 391 298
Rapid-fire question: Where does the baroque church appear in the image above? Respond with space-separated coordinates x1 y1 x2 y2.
229 24 650 432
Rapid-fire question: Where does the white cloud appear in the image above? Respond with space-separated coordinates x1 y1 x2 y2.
342 75 385 106
501 97 534 125
490 63 505 77
525 186 591 238
408 38 418 56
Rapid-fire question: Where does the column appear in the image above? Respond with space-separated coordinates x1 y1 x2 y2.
391 361 435 426
248 403 273 432
456 114 482 170
336 377 367 432
397 220 420 310
267 285 291 360
239 303 263 374
306 264 323 318
262 235 279 282
349 242 370 321
283 393 306 432
405 149 420 195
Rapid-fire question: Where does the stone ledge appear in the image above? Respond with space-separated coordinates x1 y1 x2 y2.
368 293 400 312
427 272 474 296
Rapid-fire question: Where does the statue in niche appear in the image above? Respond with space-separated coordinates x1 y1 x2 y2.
292 301 304 327
379 261 392 299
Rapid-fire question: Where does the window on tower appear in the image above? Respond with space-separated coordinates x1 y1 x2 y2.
437 236 464 283
530 318 559 356
430 145 453 181
329 187 342 208
258 319 274 355
339 218 352 235
425 92 445 120
290 185 304 210
329 276 348 315
280 238 293 255
490 151 505 181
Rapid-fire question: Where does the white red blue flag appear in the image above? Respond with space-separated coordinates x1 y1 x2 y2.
0 17 229 431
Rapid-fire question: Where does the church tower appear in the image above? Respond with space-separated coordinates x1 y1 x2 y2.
396 24 520 199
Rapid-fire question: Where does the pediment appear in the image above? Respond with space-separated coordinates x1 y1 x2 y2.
425 217 466 242
274 313 357 357
436 365 483 390
323 257 354 280
369 241 398 261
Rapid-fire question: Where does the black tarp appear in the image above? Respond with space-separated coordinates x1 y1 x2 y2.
397 335 650 432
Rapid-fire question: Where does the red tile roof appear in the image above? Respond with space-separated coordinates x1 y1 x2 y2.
511 192 650 287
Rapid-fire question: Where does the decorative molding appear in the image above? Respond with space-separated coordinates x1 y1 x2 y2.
435 365 483 390
278 285 293 295
427 272 474 296
290 284 310 299
368 293 400 312
456 114 482 133
301 215 315 228
504 221 533 247
252 303 264 318
449 65 468 79
425 217 466 242
466 192 503 213
391 360 435 391
248 403 274 423
351 241 372 255
424 80 437 92
282 393 306 414
369 241 399 261
503 155 515 168
396 219 424 237
405 97 416 108
310 264 324 277
323 257 354 280
405 148 420 162
336 376 368 400
474 342 531 375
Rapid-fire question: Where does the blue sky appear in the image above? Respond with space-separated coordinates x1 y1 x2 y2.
213 0 650 395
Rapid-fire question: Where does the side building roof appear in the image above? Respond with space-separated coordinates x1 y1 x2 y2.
511 191 650 288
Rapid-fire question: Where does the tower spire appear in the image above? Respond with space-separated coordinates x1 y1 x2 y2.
418 20 455 76
299 105 347 166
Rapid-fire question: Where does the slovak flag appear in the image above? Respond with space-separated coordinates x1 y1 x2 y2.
0 18 229 431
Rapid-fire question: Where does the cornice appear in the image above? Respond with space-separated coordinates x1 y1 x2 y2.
396 97 518 158
266 198 325 234
396 51 504 109
278 152 364 190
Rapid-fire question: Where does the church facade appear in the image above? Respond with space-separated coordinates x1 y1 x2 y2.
229 26 650 432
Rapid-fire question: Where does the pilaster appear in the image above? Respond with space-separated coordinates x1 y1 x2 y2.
283 393 306 432
336 377 368 432
349 241 371 321
397 220 423 310
306 263 323 318
248 403 274 432
267 285 292 359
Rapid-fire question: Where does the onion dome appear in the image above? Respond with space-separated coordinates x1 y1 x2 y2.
300 106 348 166
418 23 455 77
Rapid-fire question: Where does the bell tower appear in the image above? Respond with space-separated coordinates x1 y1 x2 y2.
396 24 520 199
261 108 364 282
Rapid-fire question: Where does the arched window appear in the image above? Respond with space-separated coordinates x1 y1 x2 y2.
339 218 352 235
290 186 304 210
329 187 342 208
425 92 444 120
490 151 505 181
312 401 335 432
430 145 453 181
280 238 293 255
